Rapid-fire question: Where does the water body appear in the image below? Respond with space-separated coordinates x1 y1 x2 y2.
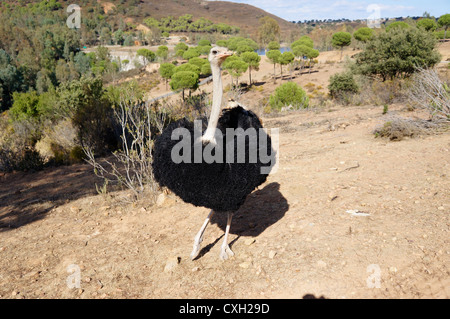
255 47 291 56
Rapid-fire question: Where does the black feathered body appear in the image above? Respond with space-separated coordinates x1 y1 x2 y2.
152 106 274 212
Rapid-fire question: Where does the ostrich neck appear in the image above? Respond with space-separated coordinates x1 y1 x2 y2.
204 64 223 138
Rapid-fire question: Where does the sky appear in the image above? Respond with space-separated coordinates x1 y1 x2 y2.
214 0 449 21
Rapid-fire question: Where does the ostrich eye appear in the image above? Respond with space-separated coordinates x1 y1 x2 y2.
212 50 218 54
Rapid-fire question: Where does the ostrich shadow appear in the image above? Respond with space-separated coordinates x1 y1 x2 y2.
195 182 288 258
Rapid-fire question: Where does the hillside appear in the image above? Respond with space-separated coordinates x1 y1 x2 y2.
0 0 298 39
136 0 299 37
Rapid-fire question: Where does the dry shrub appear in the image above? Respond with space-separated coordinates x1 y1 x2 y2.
352 76 407 106
408 67 450 122
84 97 174 203
373 116 441 141
0 115 44 172
35 119 81 164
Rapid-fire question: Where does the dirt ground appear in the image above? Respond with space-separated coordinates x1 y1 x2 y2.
0 46 449 299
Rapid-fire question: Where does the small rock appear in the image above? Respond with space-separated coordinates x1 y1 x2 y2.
239 261 251 269
437 206 445 211
11 291 19 297
389 266 398 274
268 251 276 259
156 193 166 207
191 267 200 272
77 288 84 295
96 280 104 290
244 238 256 246
164 257 180 272
70 206 80 213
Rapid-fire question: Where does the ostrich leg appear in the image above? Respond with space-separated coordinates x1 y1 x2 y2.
190 210 214 260
220 212 235 260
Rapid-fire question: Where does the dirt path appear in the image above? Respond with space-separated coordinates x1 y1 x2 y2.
0 101 448 299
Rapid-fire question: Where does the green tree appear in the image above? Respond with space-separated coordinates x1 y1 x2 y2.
174 63 200 75
258 16 280 47
222 55 248 87
353 27 375 43
304 48 319 74
159 63 175 90
291 36 314 49
385 21 410 32
0 49 24 111
123 34 134 46
269 82 309 110
198 39 211 46
114 29 125 45
227 37 258 51
55 59 79 84
241 51 261 85
266 49 281 79
417 18 438 32
188 57 211 76
9 91 40 122
236 44 254 55
267 41 280 51
216 40 228 47
170 71 199 100
100 27 112 45
144 17 160 29
137 48 156 67
182 47 200 60
57 76 116 153
74 52 92 75
156 45 169 61
332 32 352 60
354 27 441 81
292 44 311 72
278 51 295 79
438 14 450 41
175 42 189 53
197 45 212 55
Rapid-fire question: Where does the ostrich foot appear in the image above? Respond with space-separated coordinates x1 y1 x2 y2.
190 233 204 260
219 212 234 261
219 244 235 261
190 210 214 260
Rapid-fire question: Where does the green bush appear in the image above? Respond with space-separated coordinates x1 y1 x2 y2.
328 72 359 99
57 76 118 154
354 27 441 81
269 82 309 110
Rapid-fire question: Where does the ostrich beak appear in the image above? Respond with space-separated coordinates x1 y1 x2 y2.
219 52 233 61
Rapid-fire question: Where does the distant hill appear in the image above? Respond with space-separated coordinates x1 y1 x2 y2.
0 0 299 39
134 0 299 37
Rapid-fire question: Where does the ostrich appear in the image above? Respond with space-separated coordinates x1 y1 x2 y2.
152 47 274 260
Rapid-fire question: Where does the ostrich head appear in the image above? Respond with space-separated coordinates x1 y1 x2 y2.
208 46 233 68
